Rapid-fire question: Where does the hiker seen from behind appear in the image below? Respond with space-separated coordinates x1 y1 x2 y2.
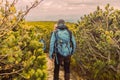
49 19 76 80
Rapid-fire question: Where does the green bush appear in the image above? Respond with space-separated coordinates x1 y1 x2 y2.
0 23 47 80
74 4 120 80
0 1 47 80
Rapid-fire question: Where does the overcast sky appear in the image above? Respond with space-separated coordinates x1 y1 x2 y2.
15 0 120 22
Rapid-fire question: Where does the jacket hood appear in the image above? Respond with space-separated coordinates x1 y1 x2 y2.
57 25 68 30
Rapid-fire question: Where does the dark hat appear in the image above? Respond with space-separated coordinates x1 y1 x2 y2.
57 19 65 25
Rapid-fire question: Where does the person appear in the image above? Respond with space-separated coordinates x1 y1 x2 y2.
49 19 76 80
39 37 46 52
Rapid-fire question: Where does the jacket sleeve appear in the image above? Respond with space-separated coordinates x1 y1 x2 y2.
49 32 56 59
71 34 76 54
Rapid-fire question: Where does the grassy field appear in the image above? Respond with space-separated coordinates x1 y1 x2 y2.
26 21 75 30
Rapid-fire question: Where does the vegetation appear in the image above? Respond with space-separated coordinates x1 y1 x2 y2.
0 0 120 80
0 0 47 80
73 4 120 80
26 5 120 80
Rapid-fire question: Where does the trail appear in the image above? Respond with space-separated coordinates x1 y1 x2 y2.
46 56 80 80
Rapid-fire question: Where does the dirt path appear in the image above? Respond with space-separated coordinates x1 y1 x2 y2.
46 57 79 80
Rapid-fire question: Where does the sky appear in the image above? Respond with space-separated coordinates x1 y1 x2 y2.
14 0 120 22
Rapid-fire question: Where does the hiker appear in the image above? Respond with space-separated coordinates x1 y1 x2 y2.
49 19 76 80
39 38 46 52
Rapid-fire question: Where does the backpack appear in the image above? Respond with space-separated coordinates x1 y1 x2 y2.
54 29 73 57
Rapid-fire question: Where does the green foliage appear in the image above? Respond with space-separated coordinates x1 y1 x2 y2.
0 22 47 80
74 4 120 80
0 1 47 80
27 21 55 53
